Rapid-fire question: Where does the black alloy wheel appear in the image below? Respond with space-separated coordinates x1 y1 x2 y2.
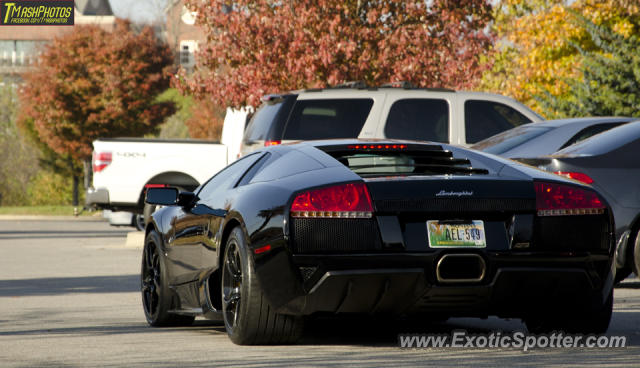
141 230 194 327
221 227 303 345
222 240 243 331
141 240 161 321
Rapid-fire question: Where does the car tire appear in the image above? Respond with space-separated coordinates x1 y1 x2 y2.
221 226 303 345
525 290 613 334
141 230 195 327
633 229 640 278
615 268 632 284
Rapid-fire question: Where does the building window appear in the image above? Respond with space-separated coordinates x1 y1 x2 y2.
179 40 197 72
0 40 46 66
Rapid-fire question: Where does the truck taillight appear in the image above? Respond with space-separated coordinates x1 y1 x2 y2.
290 183 373 218
553 171 594 184
92 152 112 173
534 181 605 216
264 140 281 146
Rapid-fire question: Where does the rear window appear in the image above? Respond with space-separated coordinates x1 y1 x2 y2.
560 123 624 149
322 145 488 177
243 96 295 143
471 126 550 154
282 99 373 140
556 120 640 156
244 104 280 142
384 99 449 142
465 100 532 144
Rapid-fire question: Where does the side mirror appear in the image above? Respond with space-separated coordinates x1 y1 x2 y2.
177 191 198 207
145 187 179 205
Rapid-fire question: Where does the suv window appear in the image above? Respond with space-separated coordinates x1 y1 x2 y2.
465 100 532 144
384 99 449 142
243 96 295 143
560 123 624 149
282 99 373 140
244 104 280 142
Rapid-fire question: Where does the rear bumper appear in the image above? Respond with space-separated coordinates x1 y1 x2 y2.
270 252 614 317
85 188 110 206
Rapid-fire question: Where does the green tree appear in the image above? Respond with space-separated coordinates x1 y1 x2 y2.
536 14 640 117
0 82 38 206
482 0 640 116
19 19 176 206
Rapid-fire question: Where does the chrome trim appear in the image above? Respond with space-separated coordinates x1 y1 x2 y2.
436 253 486 283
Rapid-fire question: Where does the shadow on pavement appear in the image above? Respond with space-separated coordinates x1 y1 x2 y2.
0 320 225 337
0 274 140 297
615 281 640 289
297 315 521 346
0 230 129 240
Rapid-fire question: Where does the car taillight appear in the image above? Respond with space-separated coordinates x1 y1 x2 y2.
264 140 281 146
534 181 605 216
291 183 373 218
553 171 594 184
92 152 112 173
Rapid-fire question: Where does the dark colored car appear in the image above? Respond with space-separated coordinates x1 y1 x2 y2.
518 121 640 282
471 117 636 158
142 139 615 344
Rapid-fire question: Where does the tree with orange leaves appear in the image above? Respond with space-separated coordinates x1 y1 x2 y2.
178 0 494 109
19 19 175 205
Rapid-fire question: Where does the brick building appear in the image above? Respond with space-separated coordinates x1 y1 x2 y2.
164 0 206 73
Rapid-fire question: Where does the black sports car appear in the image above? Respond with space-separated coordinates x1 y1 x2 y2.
141 139 615 344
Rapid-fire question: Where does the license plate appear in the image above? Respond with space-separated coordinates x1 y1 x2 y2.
427 220 486 248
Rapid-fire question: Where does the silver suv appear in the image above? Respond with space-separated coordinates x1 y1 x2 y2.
241 83 542 155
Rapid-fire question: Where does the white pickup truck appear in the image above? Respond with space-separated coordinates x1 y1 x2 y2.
85 108 247 227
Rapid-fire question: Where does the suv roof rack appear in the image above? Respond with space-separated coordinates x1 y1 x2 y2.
380 81 417 89
330 81 369 89
301 81 456 93
380 81 455 92
303 81 372 92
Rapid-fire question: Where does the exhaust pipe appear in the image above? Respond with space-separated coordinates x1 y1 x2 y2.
436 254 486 283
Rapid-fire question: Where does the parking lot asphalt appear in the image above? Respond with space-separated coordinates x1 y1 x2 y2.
0 219 639 367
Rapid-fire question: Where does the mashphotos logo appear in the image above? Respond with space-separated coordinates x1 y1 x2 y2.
1 0 74 25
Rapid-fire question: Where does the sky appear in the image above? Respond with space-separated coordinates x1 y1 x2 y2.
108 0 169 24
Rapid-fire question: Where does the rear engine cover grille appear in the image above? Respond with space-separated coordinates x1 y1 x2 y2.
375 198 535 213
534 215 610 251
291 218 382 253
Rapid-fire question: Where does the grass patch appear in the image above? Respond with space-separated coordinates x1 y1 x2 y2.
0 205 102 216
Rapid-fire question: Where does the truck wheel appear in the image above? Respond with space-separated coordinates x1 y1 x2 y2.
221 227 303 345
132 214 145 231
143 203 157 228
